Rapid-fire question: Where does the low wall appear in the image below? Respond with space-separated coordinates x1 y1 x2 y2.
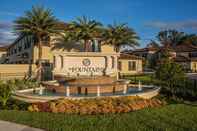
0 64 37 80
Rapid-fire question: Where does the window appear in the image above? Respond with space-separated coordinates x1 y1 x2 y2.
118 61 122 71
128 61 136 71
18 46 22 52
14 49 17 54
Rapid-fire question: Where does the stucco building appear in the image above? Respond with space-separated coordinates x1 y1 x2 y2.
118 54 143 75
164 44 197 72
3 35 143 79
131 44 197 72
0 45 8 64
6 35 51 64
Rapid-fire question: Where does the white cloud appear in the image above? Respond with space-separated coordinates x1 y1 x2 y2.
0 30 16 44
0 11 19 17
0 21 16 44
145 20 197 30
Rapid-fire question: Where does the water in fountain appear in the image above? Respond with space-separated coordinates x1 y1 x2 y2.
138 81 142 91
39 85 44 95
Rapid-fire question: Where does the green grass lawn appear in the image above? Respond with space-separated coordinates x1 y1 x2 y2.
123 74 157 85
0 104 197 131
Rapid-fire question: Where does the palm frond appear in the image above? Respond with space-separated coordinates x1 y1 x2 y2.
102 23 140 51
14 5 60 41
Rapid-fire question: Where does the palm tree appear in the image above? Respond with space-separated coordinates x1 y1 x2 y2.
146 40 160 48
69 16 103 52
51 30 83 52
157 29 185 47
102 23 139 52
14 6 60 81
181 34 197 46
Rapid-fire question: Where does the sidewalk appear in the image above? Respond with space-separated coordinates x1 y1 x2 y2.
0 120 44 131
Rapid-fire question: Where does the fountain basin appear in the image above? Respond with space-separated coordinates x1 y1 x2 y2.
12 85 161 103
43 76 131 95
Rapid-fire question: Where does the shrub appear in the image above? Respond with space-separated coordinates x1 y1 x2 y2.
0 80 31 109
156 59 197 101
7 79 39 90
28 96 165 115
4 99 30 110
0 81 13 108
156 59 185 89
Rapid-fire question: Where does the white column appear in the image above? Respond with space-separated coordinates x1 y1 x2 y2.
97 86 100 97
56 55 62 71
115 56 119 80
123 85 127 94
66 86 70 97
105 56 111 75
53 55 57 70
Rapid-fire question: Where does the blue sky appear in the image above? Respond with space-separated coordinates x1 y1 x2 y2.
0 0 197 47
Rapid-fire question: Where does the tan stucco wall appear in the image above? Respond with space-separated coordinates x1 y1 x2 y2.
191 61 197 72
0 64 37 80
101 45 115 53
32 44 116 64
0 64 37 73
33 46 53 63
119 59 143 75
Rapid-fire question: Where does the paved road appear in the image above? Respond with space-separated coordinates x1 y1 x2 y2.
0 120 44 131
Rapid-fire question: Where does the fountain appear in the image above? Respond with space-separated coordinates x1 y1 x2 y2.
138 80 142 91
39 85 44 95
13 77 161 103
44 76 130 95
12 53 161 102
97 86 100 97
66 86 70 97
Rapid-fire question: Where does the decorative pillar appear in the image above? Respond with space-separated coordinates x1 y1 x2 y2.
66 86 70 97
123 85 127 94
105 56 111 75
53 55 57 70
103 56 108 76
97 86 100 97
115 56 119 80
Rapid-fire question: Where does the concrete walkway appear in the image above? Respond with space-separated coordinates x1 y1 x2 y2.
0 120 44 131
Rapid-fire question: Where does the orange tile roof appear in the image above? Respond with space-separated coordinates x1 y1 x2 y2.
119 53 143 60
132 47 159 52
174 44 197 52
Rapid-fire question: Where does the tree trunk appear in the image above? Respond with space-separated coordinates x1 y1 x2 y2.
84 39 89 52
37 37 42 82
115 46 119 52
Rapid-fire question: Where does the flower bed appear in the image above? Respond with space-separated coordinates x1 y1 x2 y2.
28 96 165 115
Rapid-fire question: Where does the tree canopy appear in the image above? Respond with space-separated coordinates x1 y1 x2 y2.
102 23 139 52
